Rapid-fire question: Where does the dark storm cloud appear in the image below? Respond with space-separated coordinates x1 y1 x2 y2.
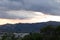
0 0 60 19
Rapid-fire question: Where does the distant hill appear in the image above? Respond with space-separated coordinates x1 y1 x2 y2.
0 21 60 33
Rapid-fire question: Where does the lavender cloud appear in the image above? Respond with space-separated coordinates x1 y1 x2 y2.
0 0 60 19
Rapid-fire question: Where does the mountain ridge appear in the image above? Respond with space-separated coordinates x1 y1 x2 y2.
0 21 60 33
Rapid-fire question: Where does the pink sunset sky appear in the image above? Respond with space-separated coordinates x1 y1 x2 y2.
0 10 60 25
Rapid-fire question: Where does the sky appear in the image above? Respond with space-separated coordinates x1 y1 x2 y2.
0 0 60 25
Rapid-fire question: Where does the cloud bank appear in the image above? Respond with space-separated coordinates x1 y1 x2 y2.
0 0 60 19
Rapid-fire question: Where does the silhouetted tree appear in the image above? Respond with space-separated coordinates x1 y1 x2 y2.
1 33 7 40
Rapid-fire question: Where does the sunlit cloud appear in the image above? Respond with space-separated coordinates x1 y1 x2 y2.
0 11 60 25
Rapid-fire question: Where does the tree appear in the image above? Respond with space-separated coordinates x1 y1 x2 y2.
22 33 43 40
1 33 7 40
1 33 17 40
40 25 56 40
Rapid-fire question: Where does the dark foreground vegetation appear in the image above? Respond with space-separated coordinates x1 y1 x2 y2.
0 25 60 40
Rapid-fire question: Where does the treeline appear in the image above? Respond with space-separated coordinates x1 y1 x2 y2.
0 25 60 40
